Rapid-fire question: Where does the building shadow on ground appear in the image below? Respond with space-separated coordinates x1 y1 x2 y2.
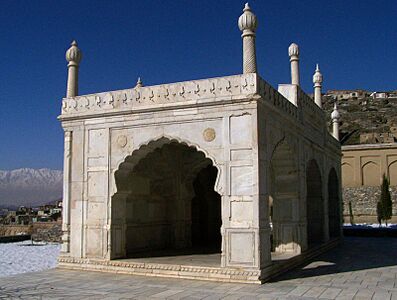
271 236 397 282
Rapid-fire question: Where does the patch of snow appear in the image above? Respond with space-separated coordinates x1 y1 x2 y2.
0 240 60 277
343 223 397 229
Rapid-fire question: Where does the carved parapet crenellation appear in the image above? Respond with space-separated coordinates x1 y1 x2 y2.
326 132 341 152
297 87 325 124
59 74 258 120
257 78 299 120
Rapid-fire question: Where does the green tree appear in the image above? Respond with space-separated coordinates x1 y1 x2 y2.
378 174 393 226
376 201 383 226
348 201 355 225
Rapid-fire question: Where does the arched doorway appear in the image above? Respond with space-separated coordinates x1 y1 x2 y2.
328 168 341 238
270 140 300 254
306 159 324 246
113 138 222 258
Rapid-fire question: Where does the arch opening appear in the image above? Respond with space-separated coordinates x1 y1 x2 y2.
112 139 222 259
270 140 301 254
328 168 341 238
306 159 324 246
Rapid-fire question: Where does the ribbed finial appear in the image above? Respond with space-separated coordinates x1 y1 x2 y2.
238 3 258 34
313 63 323 85
288 43 300 85
65 40 82 66
331 102 340 120
288 43 299 58
135 77 143 88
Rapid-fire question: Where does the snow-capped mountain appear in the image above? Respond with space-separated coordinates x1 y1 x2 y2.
0 168 63 207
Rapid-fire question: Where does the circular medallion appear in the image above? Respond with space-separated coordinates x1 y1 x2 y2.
203 128 216 142
117 135 128 148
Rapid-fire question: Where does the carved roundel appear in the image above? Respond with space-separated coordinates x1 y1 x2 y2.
117 135 128 148
203 128 216 142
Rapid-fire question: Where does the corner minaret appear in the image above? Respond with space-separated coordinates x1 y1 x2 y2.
331 102 340 141
288 43 300 86
313 64 323 108
65 40 82 98
238 3 258 74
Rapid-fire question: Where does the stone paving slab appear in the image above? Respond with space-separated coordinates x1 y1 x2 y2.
1 237 397 299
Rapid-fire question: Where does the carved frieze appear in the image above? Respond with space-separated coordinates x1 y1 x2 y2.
61 74 257 117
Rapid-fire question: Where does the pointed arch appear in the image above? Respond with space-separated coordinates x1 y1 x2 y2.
114 136 222 196
328 168 341 238
306 159 324 245
270 138 300 254
361 161 380 186
341 162 354 187
388 160 397 186
111 136 223 259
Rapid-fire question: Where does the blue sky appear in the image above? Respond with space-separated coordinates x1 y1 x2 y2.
0 0 396 170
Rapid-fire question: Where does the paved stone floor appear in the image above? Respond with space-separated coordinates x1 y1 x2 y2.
1 237 397 299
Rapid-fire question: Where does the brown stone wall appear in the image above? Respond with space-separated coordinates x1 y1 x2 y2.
0 225 31 236
0 222 62 242
342 144 397 223
31 222 62 243
343 186 397 221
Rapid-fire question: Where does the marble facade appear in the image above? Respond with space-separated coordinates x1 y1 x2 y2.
58 4 342 283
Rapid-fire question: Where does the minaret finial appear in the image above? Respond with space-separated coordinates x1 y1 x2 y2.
65 40 82 97
288 43 300 86
313 63 323 108
135 77 143 88
331 101 340 141
238 3 258 74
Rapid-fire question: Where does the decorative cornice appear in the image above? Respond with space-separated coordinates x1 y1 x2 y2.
60 74 258 119
342 143 397 151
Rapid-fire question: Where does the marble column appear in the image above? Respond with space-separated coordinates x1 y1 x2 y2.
61 131 72 253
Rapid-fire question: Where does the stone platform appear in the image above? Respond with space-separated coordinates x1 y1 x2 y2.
58 239 339 284
3 237 397 299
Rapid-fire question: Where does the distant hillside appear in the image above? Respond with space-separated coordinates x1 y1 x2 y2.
0 168 63 208
322 91 397 145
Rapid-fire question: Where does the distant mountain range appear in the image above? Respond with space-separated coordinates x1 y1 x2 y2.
0 168 63 208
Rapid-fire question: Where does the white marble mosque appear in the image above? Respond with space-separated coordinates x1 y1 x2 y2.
58 4 342 283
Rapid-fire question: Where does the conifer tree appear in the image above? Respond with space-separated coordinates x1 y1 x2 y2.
376 201 383 226
380 173 392 226
348 201 355 225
